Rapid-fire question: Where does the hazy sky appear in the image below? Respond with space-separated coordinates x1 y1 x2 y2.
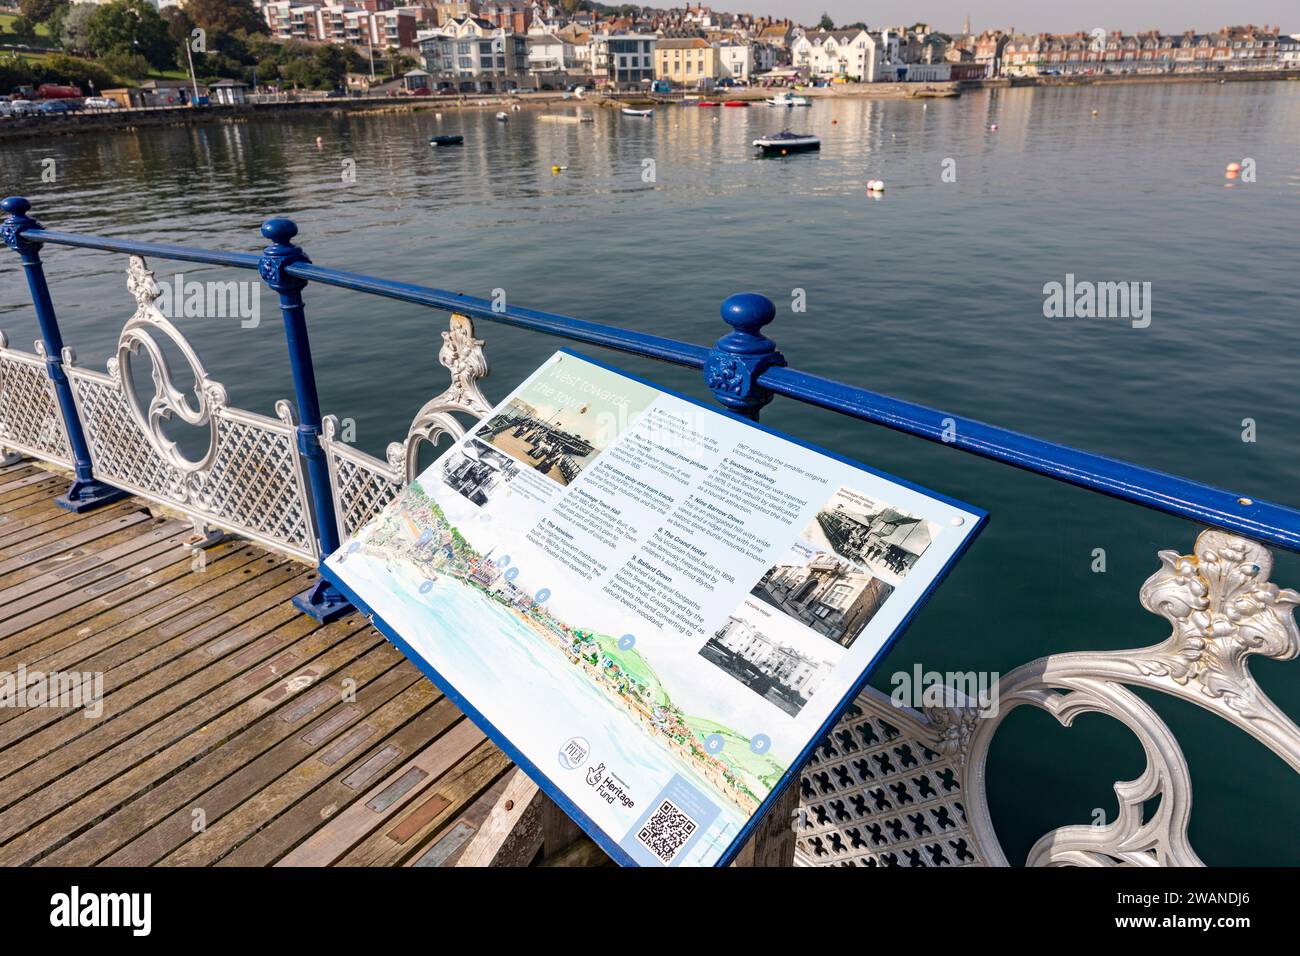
742 2 1295 34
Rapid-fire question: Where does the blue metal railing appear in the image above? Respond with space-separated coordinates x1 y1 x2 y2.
6 194 1300 626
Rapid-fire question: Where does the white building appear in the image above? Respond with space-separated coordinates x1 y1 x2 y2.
717 41 773 82
588 33 656 89
418 16 530 92
791 28 874 81
527 32 581 75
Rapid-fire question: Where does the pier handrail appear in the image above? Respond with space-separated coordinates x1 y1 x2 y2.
9 203 1299 556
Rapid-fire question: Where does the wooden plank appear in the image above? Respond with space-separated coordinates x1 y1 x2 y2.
0 564 316 757
33 632 400 866
730 777 798 868
121 651 419 868
0 521 189 625
0 543 271 673
0 501 146 576
0 567 319 798
0 509 199 595
163 680 449 866
0 610 369 864
275 717 486 867
454 767 547 868
406 771 513 867
339 743 511 867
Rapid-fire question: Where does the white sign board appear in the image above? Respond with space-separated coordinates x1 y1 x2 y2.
323 350 984 866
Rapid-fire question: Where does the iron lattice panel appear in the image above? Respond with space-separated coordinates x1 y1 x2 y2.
795 695 982 868
67 368 317 561
331 451 401 541
0 344 71 465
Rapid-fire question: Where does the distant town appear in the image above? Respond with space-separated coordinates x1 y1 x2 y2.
1 0 1298 113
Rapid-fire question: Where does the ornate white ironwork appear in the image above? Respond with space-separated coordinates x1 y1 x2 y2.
795 686 984 867
116 255 224 473
322 312 492 540
797 529 1300 867
0 331 72 467
58 256 318 561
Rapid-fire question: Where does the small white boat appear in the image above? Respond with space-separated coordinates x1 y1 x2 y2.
766 92 810 107
621 107 653 117
495 111 509 121
753 131 820 154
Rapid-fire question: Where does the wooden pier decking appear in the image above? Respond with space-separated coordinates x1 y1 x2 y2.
0 458 521 867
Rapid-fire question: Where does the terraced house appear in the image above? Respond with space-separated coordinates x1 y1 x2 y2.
654 37 718 87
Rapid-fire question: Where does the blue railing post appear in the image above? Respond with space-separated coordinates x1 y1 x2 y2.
704 292 786 421
258 217 351 623
0 197 127 512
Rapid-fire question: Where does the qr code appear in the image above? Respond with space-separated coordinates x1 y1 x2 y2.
636 799 699 864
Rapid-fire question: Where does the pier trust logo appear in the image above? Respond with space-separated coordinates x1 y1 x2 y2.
1042 274 1152 329
889 664 1000 718
154 272 261 329
0 665 102 718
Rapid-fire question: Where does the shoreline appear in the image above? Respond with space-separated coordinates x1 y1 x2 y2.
2 69 1297 141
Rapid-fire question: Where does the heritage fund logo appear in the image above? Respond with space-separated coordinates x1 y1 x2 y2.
1042 274 1152 329
889 664 1000 718
49 886 151 936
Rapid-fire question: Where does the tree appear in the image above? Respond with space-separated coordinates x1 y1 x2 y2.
19 0 65 22
818 12 834 30
86 0 174 70
98 48 152 80
183 0 265 38
10 16 34 38
59 3 97 56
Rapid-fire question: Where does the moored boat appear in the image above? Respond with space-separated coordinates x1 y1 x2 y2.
723 100 750 107
621 107 653 117
753 131 820 155
429 134 464 146
495 111 509 121
766 92 810 107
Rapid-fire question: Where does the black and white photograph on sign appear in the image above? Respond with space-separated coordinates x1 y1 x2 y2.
750 545 895 649
440 439 519 507
806 486 941 582
475 356 657 487
698 597 840 717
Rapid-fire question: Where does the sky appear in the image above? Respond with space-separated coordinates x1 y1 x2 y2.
741 1 1296 35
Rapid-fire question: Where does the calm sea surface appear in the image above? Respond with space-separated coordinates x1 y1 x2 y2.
3 81 1298 864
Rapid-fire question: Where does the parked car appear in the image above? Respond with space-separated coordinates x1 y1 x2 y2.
38 100 73 114
436 87 459 96
324 88 347 98
9 99 37 115
82 96 120 110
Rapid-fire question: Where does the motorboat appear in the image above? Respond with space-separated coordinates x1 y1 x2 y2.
753 131 820 155
621 107 653 117
766 92 810 107
723 101 750 107
429 134 464 146
495 111 509 121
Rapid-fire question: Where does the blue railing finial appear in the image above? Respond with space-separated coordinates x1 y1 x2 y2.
261 216 298 245
720 292 776 336
705 292 786 421
1 196 39 254
259 217 310 294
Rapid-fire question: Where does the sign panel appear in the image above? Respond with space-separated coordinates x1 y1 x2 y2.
322 350 985 866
